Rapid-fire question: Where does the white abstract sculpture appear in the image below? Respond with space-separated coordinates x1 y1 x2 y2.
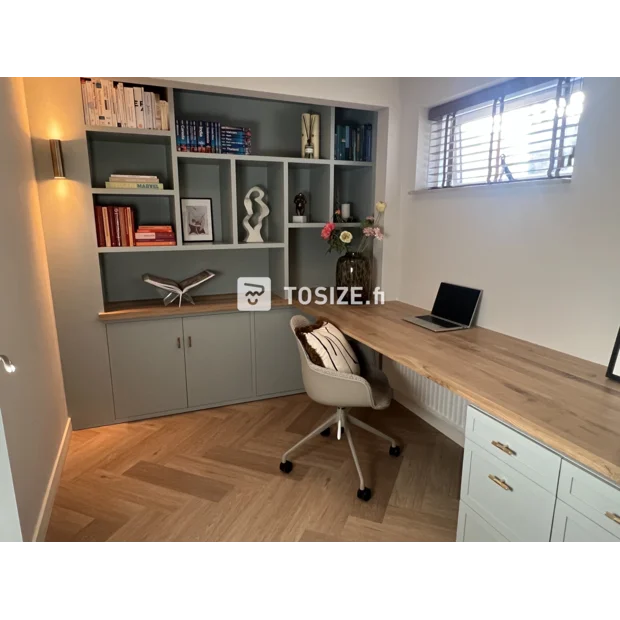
243 186 270 243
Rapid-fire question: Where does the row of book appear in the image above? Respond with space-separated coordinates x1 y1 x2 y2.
335 124 372 162
104 174 164 190
81 78 170 130
94 206 177 247
176 120 251 155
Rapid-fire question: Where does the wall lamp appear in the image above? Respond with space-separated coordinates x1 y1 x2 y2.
1 354 16 374
49 139 65 179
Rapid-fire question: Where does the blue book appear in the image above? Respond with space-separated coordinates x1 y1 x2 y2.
197 121 206 152
175 119 181 150
178 119 187 152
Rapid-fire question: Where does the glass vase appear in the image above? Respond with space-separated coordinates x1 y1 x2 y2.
335 251 371 304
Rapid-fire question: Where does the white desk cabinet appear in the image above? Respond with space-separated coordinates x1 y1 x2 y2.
107 318 188 419
551 499 619 542
459 406 620 542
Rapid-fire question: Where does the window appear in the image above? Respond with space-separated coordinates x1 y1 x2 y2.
427 78 584 189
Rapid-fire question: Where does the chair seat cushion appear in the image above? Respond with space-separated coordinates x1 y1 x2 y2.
295 319 360 375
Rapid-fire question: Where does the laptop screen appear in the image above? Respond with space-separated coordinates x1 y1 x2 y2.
431 283 482 327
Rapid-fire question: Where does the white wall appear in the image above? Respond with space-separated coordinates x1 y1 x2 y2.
0 77 69 540
393 77 620 365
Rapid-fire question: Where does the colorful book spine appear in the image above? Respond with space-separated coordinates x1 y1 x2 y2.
197 121 206 152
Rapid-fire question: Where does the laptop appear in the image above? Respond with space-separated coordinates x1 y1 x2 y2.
404 283 482 332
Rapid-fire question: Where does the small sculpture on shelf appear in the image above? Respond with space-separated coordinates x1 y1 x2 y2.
142 271 215 307
301 113 320 159
243 186 270 243
292 192 308 223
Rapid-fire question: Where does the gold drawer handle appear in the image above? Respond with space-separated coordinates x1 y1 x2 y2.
605 511 620 525
488 474 513 491
491 440 516 456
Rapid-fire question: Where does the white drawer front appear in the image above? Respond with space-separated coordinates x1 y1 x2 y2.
557 460 620 538
457 502 508 542
461 439 555 541
552 499 620 542
466 405 561 493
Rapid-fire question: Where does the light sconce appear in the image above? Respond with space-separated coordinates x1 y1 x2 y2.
49 139 65 179
1 354 16 374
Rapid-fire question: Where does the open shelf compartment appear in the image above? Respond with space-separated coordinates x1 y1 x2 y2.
287 161 330 224
177 157 234 245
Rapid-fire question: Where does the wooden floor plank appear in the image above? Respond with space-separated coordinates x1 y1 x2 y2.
46 394 463 542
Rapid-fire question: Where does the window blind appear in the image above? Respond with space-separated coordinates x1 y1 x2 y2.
426 78 584 189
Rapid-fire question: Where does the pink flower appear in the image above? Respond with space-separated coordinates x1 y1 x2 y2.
366 215 375 222
374 227 384 240
321 222 335 240
363 227 374 237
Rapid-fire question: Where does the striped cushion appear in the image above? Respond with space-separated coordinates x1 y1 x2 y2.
303 322 360 375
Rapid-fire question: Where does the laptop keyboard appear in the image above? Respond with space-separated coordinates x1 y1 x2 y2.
418 315 458 328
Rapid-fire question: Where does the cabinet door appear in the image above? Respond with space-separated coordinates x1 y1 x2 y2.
254 308 304 396
184 313 253 407
551 499 620 542
457 501 508 542
107 319 187 419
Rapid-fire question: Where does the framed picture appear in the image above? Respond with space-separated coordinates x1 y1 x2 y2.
181 198 213 242
606 327 620 382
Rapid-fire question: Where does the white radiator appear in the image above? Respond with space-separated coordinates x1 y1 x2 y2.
383 359 467 445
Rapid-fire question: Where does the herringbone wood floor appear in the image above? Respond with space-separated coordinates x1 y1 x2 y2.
46 395 463 541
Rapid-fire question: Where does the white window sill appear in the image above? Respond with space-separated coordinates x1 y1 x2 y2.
408 177 571 196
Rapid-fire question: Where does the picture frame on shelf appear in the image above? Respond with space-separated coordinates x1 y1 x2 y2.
606 327 620 382
181 198 213 242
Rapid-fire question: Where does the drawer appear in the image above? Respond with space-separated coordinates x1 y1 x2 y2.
557 460 620 538
457 502 508 542
551 499 620 542
461 439 555 541
466 405 561 493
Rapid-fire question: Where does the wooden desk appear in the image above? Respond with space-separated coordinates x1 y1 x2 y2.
295 300 620 486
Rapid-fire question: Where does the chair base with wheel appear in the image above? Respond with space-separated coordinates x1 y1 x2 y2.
280 316 402 502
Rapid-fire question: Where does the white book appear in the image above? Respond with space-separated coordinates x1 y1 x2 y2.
160 101 169 130
145 92 154 129
142 271 216 307
134 87 145 129
93 79 106 125
110 85 118 127
117 82 126 127
86 80 98 126
102 79 113 126
80 79 89 124
153 93 162 130
124 87 136 128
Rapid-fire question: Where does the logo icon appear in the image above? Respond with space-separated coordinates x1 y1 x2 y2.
237 277 272 311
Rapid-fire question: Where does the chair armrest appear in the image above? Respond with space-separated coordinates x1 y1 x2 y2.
301 362 376 408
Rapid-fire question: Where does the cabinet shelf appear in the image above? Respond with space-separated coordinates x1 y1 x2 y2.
334 160 373 168
86 126 172 139
287 222 362 228
176 151 331 166
97 242 285 254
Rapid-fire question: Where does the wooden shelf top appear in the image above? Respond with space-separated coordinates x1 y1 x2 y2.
296 299 620 487
99 293 290 322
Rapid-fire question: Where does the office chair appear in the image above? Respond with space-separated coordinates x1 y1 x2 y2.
280 315 401 501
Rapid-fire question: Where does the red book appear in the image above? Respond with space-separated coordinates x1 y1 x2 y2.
127 209 135 247
112 207 121 247
119 208 128 247
94 207 104 247
135 241 176 246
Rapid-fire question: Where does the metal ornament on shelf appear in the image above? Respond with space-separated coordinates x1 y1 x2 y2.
243 186 270 243
292 192 308 223
301 113 319 159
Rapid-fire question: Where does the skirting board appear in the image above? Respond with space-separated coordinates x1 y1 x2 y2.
32 417 72 542
394 390 464 448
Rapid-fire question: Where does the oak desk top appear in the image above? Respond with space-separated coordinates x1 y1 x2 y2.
99 294 289 322
296 300 620 486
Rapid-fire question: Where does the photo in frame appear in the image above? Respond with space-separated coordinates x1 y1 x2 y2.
606 327 620 382
181 198 213 242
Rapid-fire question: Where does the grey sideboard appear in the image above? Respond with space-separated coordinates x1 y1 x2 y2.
105 307 304 422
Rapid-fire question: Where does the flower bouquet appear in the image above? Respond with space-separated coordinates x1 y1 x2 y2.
321 201 386 254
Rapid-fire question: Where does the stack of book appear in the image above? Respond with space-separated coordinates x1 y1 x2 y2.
105 174 164 190
81 78 170 130
176 120 251 155
94 206 135 247
136 225 176 247
335 124 372 161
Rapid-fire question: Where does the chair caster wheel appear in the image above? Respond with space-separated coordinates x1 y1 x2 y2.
389 445 401 457
279 460 293 474
357 487 372 502
320 427 331 437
